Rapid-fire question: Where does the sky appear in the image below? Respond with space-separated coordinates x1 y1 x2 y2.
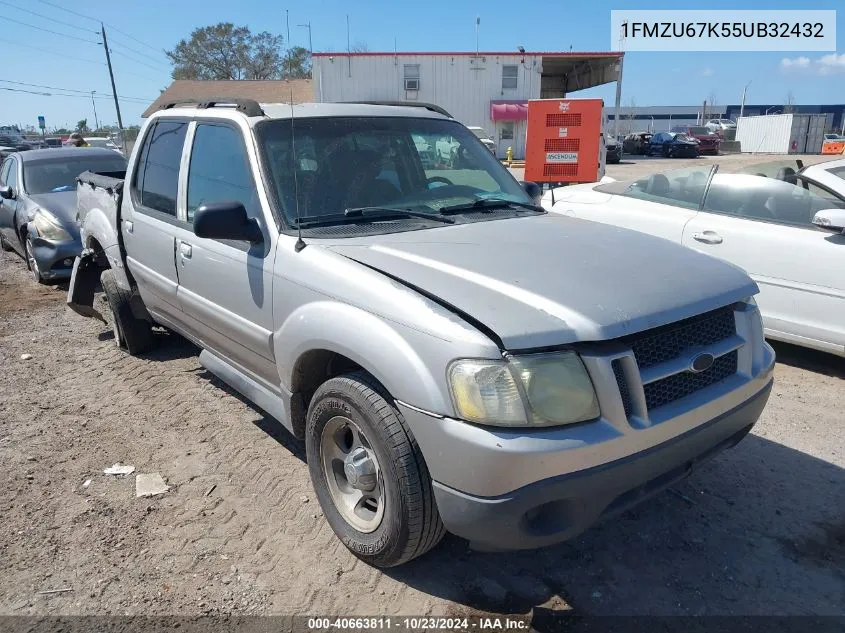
1 0 843 131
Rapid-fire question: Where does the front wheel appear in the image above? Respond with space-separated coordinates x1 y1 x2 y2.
25 236 44 284
306 372 445 567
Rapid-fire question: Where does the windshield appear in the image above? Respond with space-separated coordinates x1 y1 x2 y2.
595 164 716 210
674 134 694 142
24 155 127 194
689 127 711 136
256 116 531 233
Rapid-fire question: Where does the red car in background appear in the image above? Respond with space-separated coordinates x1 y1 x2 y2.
671 125 721 155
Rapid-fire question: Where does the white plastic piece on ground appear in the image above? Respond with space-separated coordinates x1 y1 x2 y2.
20 354 32 361
82 479 91 488
103 463 135 476
135 473 169 498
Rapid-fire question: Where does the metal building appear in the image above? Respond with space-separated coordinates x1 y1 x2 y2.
312 51 624 159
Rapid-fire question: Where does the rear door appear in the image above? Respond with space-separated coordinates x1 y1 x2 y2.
682 173 845 354
122 119 187 324
171 120 278 387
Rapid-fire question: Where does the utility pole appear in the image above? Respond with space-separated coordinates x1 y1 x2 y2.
285 10 291 77
739 80 751 120
100 24 125 153
475 16 480 57
298 22 313 78
346 14 351 78
90 91 100 131
613 21 626 142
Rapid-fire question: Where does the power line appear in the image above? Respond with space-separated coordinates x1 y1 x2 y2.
108 38 168 68
0 0 98 32
3 38 105 66
110 48 169 73
1 86 51 96
0 79 154 101
36 0 168 57
5 16 100 44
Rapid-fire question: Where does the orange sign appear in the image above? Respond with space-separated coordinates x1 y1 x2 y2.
524 98 604 184
822 140 845 155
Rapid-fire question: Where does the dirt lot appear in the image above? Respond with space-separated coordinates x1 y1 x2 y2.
0 229 843 618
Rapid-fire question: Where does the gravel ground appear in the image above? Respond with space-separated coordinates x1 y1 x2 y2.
0 217 843 619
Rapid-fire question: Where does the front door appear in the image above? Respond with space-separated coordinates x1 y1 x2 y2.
497 121 515 158
122 119 186 324
0 157 22 252
172 121 278 388
682 174 845 354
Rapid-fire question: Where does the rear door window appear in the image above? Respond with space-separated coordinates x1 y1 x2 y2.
134 120 188 216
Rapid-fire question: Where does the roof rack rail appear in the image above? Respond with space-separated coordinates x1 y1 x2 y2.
157 98 265 117
342 101 453 118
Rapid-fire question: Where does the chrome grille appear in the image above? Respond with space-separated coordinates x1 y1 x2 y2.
643 351 738 410
622 306 736 370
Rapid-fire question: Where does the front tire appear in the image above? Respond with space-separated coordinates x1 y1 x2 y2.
25 236 44 284
100 269 152 355
306 372 445 567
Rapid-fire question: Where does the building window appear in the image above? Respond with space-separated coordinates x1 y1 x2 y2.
502 65 518 90
499 121 514 140
404 64 420 91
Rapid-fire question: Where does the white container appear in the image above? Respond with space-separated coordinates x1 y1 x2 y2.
736 113 827 154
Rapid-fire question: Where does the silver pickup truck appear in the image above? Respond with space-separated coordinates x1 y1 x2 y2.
68 99 775 568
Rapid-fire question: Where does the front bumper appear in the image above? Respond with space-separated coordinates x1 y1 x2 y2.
429 380 771 551
30 235 82 280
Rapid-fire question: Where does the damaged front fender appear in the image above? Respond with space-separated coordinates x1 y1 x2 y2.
66 249 105 322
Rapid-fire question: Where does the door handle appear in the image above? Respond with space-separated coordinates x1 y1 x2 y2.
179 241 192 259
692 230 723 245
124 220 133 234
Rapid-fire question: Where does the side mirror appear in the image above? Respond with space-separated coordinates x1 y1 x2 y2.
193 201 263 243
812 209 845 235
521 181 542 205
0 185 13 200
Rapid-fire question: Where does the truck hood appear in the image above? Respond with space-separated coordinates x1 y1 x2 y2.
323 214 757 350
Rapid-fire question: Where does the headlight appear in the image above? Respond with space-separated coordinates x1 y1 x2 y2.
32 210 71 241
448 351 599 427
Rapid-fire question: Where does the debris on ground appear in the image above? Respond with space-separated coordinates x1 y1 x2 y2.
20 354 32 360
37 588 73 595
205 484 217 497
82 479 91 488
103 463 135 476
135 473 170 498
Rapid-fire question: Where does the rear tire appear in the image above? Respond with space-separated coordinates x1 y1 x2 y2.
306 371 445 568
100 269 152 355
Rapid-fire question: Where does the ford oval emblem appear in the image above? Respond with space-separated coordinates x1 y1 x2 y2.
690 353 715 373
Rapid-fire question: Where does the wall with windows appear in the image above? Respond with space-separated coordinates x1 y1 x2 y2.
312 53 544 158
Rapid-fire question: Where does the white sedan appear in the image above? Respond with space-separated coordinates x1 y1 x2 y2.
542 160 845 357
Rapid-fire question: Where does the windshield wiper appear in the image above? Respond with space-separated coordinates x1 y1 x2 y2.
345 206 454 223
293 206 453 228
438 198 545 215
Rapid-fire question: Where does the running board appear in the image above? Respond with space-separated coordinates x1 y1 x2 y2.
199 350 293 433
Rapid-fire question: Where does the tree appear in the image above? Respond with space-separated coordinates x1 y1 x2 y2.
350 41 369 53
283 46 311 78
783 91 795 114
166 23 285 80
76 119 88 132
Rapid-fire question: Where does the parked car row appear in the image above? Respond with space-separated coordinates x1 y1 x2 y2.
2 101 775 570
543 157 845 357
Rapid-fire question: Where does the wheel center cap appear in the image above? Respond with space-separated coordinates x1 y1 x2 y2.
343 447 377 491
